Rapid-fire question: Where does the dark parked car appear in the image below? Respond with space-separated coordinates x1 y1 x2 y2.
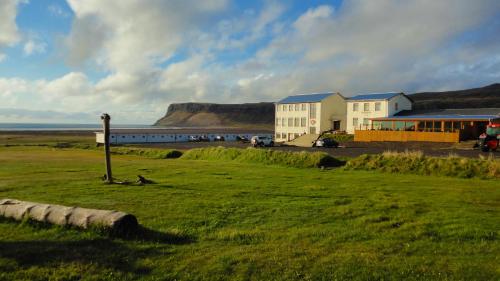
199 135 210 142
314 138 339 148
236 135 249 143
214 135 225 141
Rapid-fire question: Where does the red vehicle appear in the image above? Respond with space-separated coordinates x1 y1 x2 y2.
478 117 500 152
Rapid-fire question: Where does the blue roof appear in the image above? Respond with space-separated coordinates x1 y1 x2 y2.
277 93 334 104
348 92 401 101
373 115 498 121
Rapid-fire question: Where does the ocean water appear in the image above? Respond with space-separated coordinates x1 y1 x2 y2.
0 123 153 131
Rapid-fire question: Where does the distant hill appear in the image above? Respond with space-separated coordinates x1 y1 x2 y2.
153 102 275 129
153 83 500 128
410 83 500 109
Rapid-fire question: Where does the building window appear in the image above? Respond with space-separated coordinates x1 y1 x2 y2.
294 104 299 111
353 103 359 111
288 118 293 126
375 102 381 111
276 118 280 126
283 104 287 111
282 118 285 127
282 133 286 139
301 117 306 127
363 118 369 125
276 133 280 139
310 127 316 134
289 104 293 111
294 117 299 127
395 102 399 111
301 103 306 111
353 118 358 127
309 103 317 119
364 103 369 111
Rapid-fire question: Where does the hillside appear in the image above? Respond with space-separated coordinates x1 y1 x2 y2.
153 102 275 129
153 83 500 128
410 83 500 109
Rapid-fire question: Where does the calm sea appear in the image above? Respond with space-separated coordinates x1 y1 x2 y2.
0 123 153 131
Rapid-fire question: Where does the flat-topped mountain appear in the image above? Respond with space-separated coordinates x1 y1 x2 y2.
153 83 500 128
153 102 275 129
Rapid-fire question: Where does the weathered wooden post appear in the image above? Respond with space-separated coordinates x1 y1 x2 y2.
101 113 113 183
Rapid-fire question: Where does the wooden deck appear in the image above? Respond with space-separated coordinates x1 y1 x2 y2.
354 130 460 143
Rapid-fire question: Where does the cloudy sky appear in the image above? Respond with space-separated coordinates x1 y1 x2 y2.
0 0 499 124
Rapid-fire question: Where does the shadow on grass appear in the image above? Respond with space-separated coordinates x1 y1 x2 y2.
0 216 195 245
0 239 157 274
116 225 194 244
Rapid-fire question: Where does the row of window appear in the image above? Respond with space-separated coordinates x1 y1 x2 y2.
276 103 308 112
352 118 370 127
352 102 381 112
351 102 398 112
275 117 307 127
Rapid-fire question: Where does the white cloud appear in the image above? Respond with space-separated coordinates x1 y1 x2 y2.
0 53 5 62
23 39 47 56
0 0 22 48
48 4 70 18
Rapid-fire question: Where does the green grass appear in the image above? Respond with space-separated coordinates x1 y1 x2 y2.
0 146 499 280
181 146 344 168
345 150 500 179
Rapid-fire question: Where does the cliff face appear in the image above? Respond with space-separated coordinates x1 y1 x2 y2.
153 102 275 129
153 84 500 128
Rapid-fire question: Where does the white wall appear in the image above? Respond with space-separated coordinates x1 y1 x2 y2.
346 94 413 134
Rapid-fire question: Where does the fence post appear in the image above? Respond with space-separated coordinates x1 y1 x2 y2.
101 113 112 183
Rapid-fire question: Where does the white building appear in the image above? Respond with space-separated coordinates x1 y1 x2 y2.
275 92 347 141
346 92 413 134
95 129 273 144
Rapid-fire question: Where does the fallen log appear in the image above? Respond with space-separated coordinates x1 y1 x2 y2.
0 199 138 233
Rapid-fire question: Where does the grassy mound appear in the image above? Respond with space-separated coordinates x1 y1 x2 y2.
180 146 344 168
110 147 183 159
321 133 354 142
345 150 500 179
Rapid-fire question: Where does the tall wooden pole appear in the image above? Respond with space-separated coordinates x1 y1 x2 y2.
101 113 113 183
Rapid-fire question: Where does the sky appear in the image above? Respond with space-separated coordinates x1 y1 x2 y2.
0 0 499 124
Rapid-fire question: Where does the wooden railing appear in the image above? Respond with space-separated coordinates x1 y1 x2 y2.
354 130 460 143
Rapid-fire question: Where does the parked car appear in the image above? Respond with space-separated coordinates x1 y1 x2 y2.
199 135 210 142
236 135 249 143
251 136 274 147
188 135 200 142
214 135 225 141
314 138 339 148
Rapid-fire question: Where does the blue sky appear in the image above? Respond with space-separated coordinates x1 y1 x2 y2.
0 0 499 124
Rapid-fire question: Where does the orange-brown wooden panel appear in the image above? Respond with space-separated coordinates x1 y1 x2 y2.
354 130 460 143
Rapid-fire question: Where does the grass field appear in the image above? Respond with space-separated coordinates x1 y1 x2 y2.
0 145 499 280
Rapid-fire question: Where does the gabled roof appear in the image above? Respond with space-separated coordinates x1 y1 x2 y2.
348 92 403 101
277 92 335 104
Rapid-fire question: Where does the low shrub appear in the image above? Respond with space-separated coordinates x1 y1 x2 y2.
321 134 354 143
180 146 344 168
345 150 500 179
111 147 183 159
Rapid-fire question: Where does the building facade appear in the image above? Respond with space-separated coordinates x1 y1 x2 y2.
275 92 346 141
346 93 412 134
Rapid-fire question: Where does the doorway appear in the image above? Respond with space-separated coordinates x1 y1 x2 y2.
332 120 341 131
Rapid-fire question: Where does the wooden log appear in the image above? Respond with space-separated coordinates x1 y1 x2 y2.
0 199 137 233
